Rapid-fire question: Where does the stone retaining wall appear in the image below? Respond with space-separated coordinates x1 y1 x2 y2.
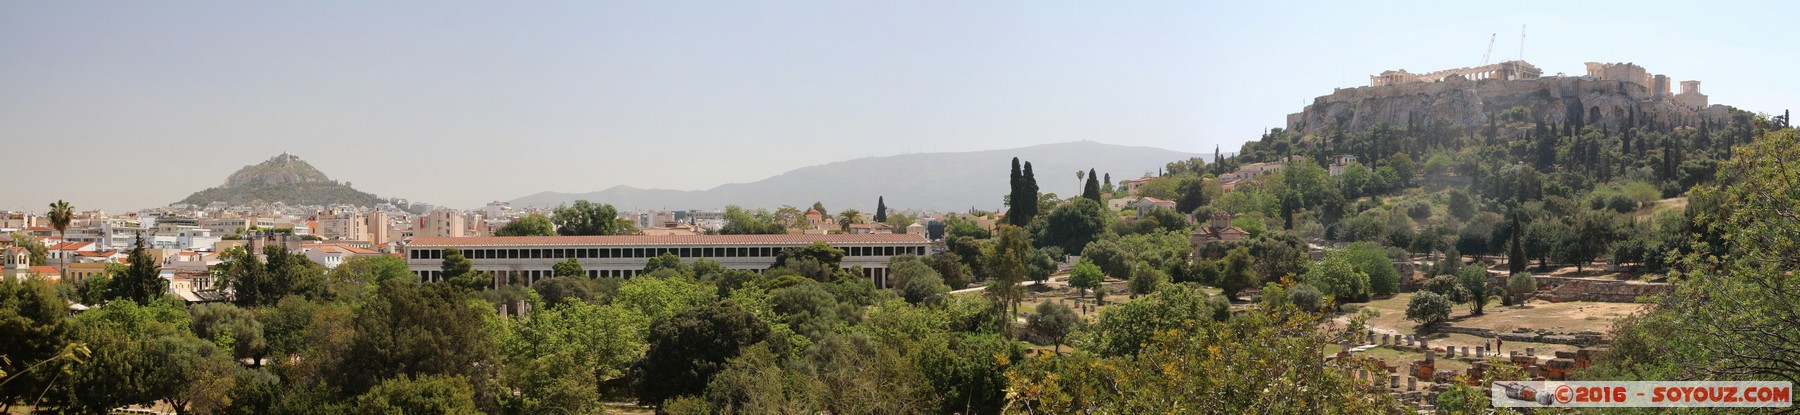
1533 275 1670 303
1437 325 1607 346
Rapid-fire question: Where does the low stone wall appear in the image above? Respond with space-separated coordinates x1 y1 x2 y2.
1535 276 1670 303
1480 273 1670 303
1437 325 1607 347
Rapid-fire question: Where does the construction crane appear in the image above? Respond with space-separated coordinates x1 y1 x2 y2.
1519 25 1527 61
1481 33 1497 66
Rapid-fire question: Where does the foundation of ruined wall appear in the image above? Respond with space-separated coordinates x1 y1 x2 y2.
1531 275 1670 303
1436 326 1607 347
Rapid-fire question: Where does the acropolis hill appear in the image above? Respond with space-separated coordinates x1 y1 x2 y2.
1285 60 1734 137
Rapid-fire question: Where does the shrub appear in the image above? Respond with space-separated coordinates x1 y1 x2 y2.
1405 292 1452 327
1286 283 1324 312
1506 272 1537 305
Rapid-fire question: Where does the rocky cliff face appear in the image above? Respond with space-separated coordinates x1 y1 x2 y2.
1286 76 1733 137
178 153 384 207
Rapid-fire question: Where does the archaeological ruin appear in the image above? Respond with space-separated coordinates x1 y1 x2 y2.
1285 60 1727 137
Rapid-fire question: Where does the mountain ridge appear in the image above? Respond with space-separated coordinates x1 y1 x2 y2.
511 141 1206 212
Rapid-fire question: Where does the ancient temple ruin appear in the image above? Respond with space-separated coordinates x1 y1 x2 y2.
1365 60 1706 109
1369 60 1543 86
1282 60 1726 136
1582 62 1707 108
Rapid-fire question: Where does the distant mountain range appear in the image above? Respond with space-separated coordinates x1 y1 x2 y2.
511 141 1206 212
177 153 386 207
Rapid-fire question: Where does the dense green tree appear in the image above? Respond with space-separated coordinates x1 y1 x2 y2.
1025 247 1059 286
1127 265 1167 297
494 214 555 237
552 200 631 236
698 343 822 415
351 374 479 415
1457 263 1492 315
1337 242 1400 297
329 255 414 287
984 225 1032 320
1286 283 1325 312
109 235 167 304
440 247 473 281
923 252 971 290
1301 255 1370 303
1068 258 1103 297
1504 272 1536 306
1406 291 1452 328
146 332 241 415
1011 294 1405 414
1127 206 1190 235
0 276 73 406
1216 247 1259 300
615 273 715 320
551 258 585 279
771 242 845 270
1591 124 1800 387
44 298 194 413
189 303 267 362
642 252 689 275
1027 301 1079 354
630 303 770 407
1447 188 1475 221
888 257 947 305
1421 275 1468 304
719 205 787 235
1085 284 1214 357
1032 198 1110 255
532 276 602 308
491 299 646 414
338 280 496 397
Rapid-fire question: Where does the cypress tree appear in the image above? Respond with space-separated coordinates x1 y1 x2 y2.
110 232 165 304
873 196 887 223
1509 209 1527 274
1008 157 1024 225
1082 168 1102 202
1014 161 1040 225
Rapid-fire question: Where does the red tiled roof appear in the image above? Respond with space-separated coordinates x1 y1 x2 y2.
48 242 92 251
306 243 381 255
29 265 60 276
408 233 928 247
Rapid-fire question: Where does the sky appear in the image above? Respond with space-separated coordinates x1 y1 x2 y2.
3 1 1795 212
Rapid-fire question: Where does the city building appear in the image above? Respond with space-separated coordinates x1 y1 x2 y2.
405 234 931 287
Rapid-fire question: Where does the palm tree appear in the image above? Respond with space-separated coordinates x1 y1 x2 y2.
837 209 862 232
47 200 73 277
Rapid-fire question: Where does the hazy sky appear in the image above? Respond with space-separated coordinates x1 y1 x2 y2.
4 1 1795 212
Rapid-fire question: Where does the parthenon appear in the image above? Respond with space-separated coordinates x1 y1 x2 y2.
1369 60 1543 87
